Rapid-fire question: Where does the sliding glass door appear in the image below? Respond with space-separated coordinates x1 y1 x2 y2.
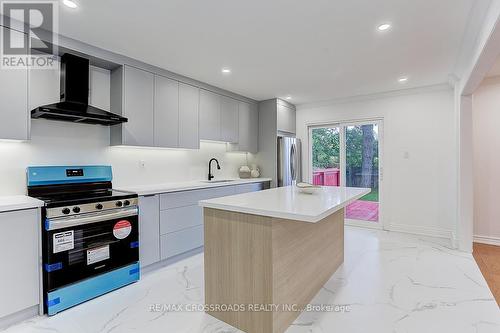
344 122 380 224
311 126 341 186
309 120 382 227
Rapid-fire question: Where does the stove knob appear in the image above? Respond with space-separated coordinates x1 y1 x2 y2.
115 201 123 207
95 204 103 210
73 206 81 213
123 200 130 206
62 208 70 215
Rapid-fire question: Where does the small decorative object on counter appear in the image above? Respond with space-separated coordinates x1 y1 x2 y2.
250 164 260 178
296 182 321 194
239 165 251 178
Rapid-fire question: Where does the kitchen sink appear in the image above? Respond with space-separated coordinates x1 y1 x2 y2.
200 179 235 183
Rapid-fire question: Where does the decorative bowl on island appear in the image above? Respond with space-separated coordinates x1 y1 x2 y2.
296 182 322 194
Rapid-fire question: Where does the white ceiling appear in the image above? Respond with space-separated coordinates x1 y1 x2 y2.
58 0 476 104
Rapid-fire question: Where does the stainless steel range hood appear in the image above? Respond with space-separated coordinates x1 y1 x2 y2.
31 54 127 126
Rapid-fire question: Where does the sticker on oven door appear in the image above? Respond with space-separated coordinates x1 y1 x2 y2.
53 230 74 253
87 245 110 265
113 220 132 239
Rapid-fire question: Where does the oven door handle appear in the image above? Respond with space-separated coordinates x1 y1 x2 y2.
45 207 138 231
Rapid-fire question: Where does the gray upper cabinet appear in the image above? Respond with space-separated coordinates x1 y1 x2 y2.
179 83 200 149
199 89 221 141
154 75 179 148
228 101 258 153
89 66 111 111
277 101 296 134
109 64 250 149
0 26 29 141
111 66 200 149
111 65 155 146
29 58 60 113
200 89 243 144
220 96 239 143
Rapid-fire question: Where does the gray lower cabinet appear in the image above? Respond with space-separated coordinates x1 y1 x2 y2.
138 195 160 268
233 182 264 194
154 75 179 148
0 26 29 141
160 205 202 234
160 225 204 260
0 209 40 319
178 83 200 149
199 89 221 141
111 65 155 146
138 181 269 267
158 186 234 260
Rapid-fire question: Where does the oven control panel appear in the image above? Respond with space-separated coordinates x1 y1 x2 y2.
66 168 84 177
47 198 139 219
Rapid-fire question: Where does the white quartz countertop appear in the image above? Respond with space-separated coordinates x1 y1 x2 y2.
199 186 371 223
115 178 272 196
0 195 44 213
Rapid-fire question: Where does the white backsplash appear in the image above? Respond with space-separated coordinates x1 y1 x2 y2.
0 120 253 196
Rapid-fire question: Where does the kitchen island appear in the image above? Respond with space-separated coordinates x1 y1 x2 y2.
199 185 370 333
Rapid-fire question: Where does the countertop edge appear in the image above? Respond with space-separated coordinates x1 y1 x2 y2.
116 178 272 196
0 196 45 213
199 187 371 223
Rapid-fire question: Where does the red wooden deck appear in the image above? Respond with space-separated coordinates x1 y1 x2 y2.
346 200 379 222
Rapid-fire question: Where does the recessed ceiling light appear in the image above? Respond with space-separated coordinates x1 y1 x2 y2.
63 0 78 8
398 76 408 83
221 68 231 74
377 23 392 31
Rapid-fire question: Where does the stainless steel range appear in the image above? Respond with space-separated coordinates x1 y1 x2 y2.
27 165 140 316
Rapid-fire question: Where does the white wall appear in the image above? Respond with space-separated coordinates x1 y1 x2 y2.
0 61 249 196
472 76 500 245
454 0 500 252
296 87 457 241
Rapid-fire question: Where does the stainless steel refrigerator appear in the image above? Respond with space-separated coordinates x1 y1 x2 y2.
277 136 301 187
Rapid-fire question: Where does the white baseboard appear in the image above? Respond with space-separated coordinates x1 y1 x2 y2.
345 219 383 230
387 223 454 240
142 246 204 275
473 235 500 246
0 305 39 330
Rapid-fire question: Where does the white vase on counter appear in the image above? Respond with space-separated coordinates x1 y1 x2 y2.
251 165 260 178
239 165 251 179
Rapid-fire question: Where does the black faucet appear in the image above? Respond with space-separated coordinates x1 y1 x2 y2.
208 158 221 181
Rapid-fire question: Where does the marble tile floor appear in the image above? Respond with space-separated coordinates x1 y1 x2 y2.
3 227 499 333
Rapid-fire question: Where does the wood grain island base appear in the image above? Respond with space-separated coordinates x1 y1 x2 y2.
204 207 344 333
200 186 369 332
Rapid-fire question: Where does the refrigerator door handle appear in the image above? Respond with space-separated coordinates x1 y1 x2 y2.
295 139 301 183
